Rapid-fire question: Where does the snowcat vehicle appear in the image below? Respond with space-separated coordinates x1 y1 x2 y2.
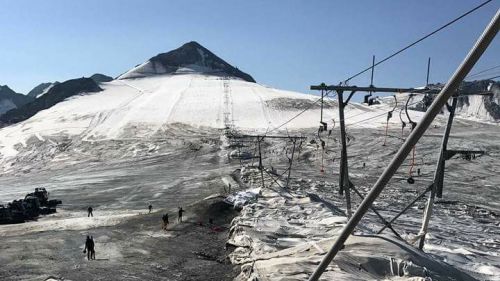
26 187 62 207
0 205 14 224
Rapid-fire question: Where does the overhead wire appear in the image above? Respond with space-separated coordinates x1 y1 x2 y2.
264 0 492 136
466 70 500 81
266 91 337 134
481 74 500 80
346 98 425 128
342 0 493 84
465 64 500 79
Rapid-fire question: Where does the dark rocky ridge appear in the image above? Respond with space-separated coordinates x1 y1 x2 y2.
27 82 60 98
90 73 113 83
0 85 34 107
27 74 111 100
0 78 102 125
121 41 255 82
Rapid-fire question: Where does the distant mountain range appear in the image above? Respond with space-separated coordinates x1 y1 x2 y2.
0 85 34 115
26 74 111 99
0 74 112 125
0 41 498 130
0 78 102 124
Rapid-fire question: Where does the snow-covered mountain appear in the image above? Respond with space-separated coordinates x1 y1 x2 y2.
0 85 33 116
0 41 494 171
407 80 500 122
0 42 393 170
455 81 500 121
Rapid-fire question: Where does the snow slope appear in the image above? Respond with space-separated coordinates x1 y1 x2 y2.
0 73 432 165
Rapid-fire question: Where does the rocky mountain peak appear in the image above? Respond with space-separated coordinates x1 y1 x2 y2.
118 41 255 82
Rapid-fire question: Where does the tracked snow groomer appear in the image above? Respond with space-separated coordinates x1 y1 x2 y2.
0 187 62 224
26 187 62 208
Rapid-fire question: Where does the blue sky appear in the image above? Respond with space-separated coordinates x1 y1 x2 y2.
0 0 498 96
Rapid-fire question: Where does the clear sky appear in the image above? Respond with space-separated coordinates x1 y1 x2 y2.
0 0 498 96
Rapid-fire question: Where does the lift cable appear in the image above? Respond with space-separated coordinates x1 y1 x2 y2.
265 1 492 137
342 0 493 84
465 64 500 79
266 91 337 135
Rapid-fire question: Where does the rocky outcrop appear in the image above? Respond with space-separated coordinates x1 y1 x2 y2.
90 73 113 83
27 82 60 99
118 41 255 82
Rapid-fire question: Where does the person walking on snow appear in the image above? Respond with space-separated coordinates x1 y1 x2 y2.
87 206 93 217
178 207 184 223
162 213 169 230
83 236 95 260
90 236 95 260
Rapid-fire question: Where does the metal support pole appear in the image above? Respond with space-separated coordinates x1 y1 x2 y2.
286 139 297 189
418 97 458 249
264 169 285 189
308 10 498 281
426 57 431 86
320 90 324 124
377 185 432 234
258 137 265 189
337 91 352 218
350 184 402 239
370 55 375 87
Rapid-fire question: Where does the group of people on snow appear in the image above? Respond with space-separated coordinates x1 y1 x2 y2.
82 204 186 261
161 207 184 230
